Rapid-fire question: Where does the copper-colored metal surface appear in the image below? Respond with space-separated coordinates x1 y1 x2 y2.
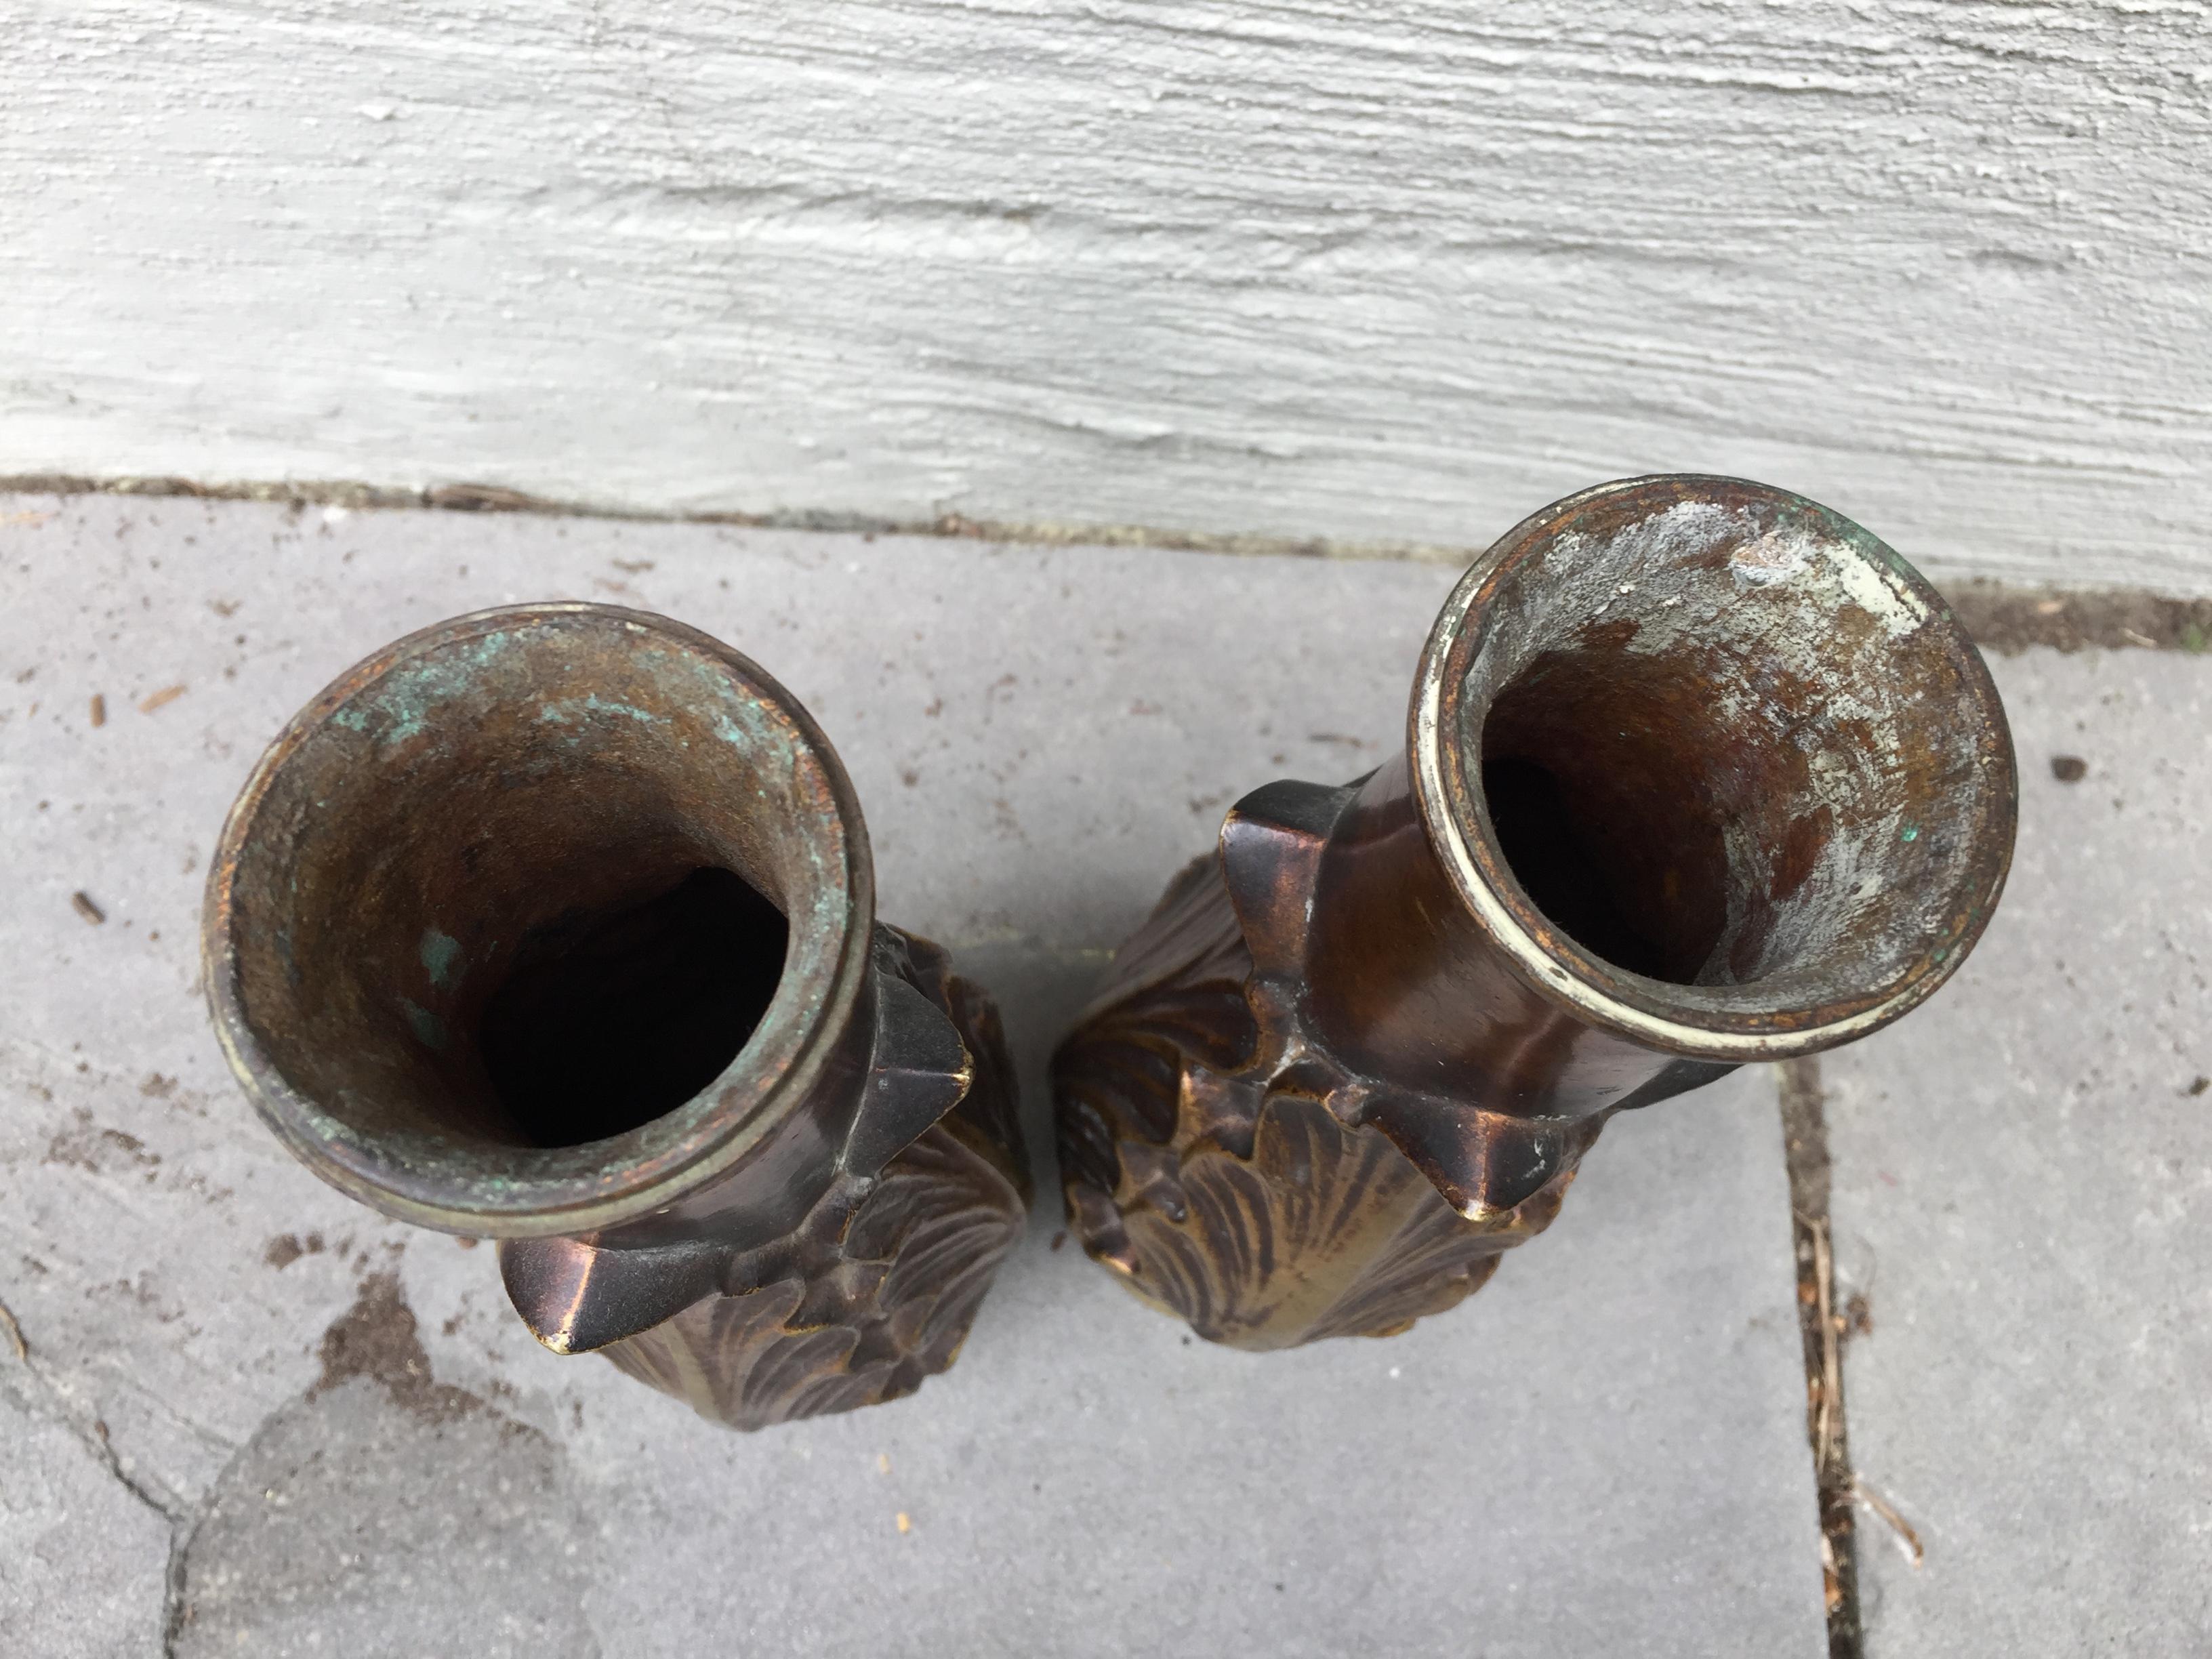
1053 476 2018 1350
204 604 1029 1429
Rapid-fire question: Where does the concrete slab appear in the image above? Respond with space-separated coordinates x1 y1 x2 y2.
1824 651 2212 1654
1 492 1824 1654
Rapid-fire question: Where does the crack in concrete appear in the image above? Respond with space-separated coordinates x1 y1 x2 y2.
155 1414 263 1659
160 1272 598 1658
147 1274 497 1656
0 1295 204 1657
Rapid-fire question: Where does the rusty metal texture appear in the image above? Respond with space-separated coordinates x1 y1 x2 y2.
203 603 1029 1429
1052 475 2018 1350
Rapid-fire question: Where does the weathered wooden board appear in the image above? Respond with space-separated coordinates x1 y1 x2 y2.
5 1 2208 590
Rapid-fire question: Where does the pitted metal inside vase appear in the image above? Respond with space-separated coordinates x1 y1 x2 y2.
1423 475 2017 1052
207 604 875 1236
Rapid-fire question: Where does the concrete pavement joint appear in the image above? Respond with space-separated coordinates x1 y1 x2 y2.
1780 1058 1864 1659
0 473 1459 565
14 478 2212 640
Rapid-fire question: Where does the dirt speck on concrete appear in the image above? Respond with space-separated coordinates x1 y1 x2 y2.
263 1231 325 1270
2050 756 2089 783
45 1109 160 1174
313 1271 484 1424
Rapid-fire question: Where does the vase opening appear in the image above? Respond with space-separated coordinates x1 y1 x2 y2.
206 605 871 1231
1422 478 2015 1048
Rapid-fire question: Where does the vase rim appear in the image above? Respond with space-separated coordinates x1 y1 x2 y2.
1410 474 2019 1061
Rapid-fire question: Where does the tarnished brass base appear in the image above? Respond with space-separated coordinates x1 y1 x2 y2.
1054 808 1589 1352
600 930 1028 1429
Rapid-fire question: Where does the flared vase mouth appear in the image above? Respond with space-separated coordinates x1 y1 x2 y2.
1412 475 2018 1061
203 602 876 1236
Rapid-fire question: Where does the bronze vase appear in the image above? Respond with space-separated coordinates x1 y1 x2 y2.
204 604 1030 1429
1052 475 2017 1349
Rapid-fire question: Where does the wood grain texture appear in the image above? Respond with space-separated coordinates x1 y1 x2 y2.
5 1 2209 591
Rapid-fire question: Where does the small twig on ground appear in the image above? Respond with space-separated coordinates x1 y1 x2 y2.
1811 1216 1842 1475
1852 1477 1925 1566
0 1298 26 1362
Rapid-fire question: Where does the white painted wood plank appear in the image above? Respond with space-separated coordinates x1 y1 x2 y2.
5 1 2209 591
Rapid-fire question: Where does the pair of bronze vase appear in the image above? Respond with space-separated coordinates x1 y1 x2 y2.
204 476 2017 1429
